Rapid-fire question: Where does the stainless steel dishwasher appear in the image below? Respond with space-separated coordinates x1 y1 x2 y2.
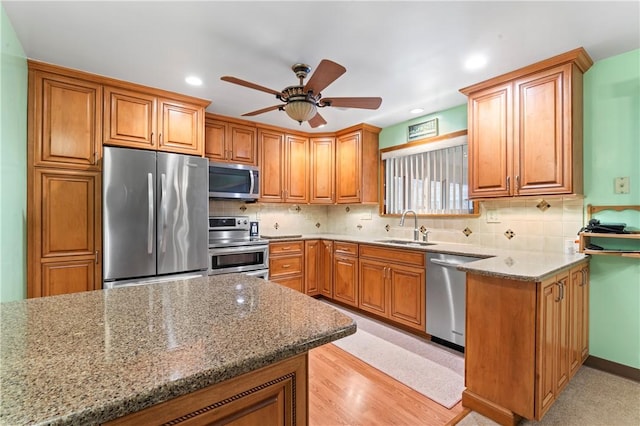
426 253 480 349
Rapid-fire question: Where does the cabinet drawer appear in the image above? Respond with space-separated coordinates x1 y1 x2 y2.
271 275 304 293
269 255 303 276
359 244 425 267
269 241 304 255
334 241 358 256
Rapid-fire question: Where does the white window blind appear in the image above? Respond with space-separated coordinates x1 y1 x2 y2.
382 134 472 215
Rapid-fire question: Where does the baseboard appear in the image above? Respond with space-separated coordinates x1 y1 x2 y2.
584 355 640 382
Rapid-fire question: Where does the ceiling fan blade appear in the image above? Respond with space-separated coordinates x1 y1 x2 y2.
303 59 346 95
241 105 282 117
308 112 327 128
221 76 282 96
321 97 382 109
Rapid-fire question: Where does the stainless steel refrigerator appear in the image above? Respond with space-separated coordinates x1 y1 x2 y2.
103 146 208 288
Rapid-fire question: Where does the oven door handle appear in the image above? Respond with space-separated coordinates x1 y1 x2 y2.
209 245 268 255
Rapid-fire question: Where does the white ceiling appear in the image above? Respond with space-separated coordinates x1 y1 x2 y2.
4 1 639 133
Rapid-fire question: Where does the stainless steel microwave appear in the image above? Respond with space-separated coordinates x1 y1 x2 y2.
208 161 259 201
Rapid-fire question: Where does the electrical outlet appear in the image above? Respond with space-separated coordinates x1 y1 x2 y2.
360 210 372 220
486 209 500 223
614 177 630 194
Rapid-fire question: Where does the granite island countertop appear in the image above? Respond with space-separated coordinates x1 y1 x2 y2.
261 233 589 281
0 274 356 425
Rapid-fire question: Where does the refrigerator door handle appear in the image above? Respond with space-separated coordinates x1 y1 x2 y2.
147 173 154 254
160 173 168 253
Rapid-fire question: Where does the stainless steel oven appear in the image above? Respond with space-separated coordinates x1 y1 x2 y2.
208 216 269 278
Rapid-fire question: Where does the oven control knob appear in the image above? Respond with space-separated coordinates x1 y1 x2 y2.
243 219 248 225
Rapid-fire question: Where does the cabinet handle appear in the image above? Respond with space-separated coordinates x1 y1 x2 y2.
506 176 511 192
555 282 562 302
515 175 520 191
151 132 155 146
159 133 163 146
282 264 291 268
95 251 99 264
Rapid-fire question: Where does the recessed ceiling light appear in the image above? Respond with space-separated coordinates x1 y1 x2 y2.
185 75 203 86
465 54 488 71
410 108 424 114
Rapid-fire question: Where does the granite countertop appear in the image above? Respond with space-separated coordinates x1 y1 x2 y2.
0 275 356 425
261 233 589 281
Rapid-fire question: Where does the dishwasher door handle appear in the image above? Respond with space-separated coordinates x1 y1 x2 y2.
429 258 462 269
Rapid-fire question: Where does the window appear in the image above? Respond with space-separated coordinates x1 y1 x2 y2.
381 133 473 215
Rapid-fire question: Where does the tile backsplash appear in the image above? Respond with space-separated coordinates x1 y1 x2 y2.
209 197 585 253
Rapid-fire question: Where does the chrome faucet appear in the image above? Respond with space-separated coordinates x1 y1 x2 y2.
399 210 419 241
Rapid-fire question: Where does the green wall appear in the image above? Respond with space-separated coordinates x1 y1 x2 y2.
0 4 27 302
379 103 467 149
583 48 640 369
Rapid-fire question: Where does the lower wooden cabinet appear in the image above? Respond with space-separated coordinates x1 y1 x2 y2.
320 240 334 298
29 168 102 297
463 260 590 423
333 242 359 307
358 245 426 332
106 353 308 426
269 241 305 293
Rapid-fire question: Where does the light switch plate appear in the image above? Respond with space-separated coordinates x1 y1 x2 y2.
614 177 630 194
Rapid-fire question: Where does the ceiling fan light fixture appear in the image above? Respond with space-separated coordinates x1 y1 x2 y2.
285 99 317 124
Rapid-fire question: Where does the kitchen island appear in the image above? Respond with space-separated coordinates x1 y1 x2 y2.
0 274 356 425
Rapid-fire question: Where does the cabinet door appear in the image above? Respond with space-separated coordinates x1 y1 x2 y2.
358 258 388 317
389 264 425 331
104 86 157 150
158 99 203 155
467 83 513 198
33 71 102 168
536 272 570 420
333 255 358 307
335 131 361 203
569 264 589 378
204 119 227 161
31 169 101 297
41 259 97 296
285 135 309 203
305 240 320 296
272 275 304 293
320 240 334 298
259 129 286 202
309 137 335 204
514 65 572 195
229 124 258 165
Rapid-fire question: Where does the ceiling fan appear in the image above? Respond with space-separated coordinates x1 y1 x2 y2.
220 59 382 128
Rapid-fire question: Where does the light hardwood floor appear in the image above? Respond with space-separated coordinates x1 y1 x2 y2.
309 343 465 426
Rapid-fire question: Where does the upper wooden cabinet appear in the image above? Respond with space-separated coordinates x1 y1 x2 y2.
309 136 336 204
460 48 593 198
259 128 308 203
104 85 206 156
205 115 257 165
335 125 380 204
29 69 102 170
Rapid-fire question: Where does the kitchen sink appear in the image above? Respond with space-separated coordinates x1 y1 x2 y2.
373 239 436 247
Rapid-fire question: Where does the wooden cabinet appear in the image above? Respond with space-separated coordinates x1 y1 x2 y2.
460 48 593 199
335 125 380 204
269 241 305 293
304 240 320 296
205 115 257 165
358 245 426 332
106 353 308 426
463 260 589 423
569 263 589 378
104 85 206 156
309 136 335 204
29 69 102 169
29 169 101 297
333 242 359 307
320 240 334 298
259 129 308 203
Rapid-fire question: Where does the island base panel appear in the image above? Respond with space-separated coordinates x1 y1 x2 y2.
462 390 522 426
106 353 308 426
